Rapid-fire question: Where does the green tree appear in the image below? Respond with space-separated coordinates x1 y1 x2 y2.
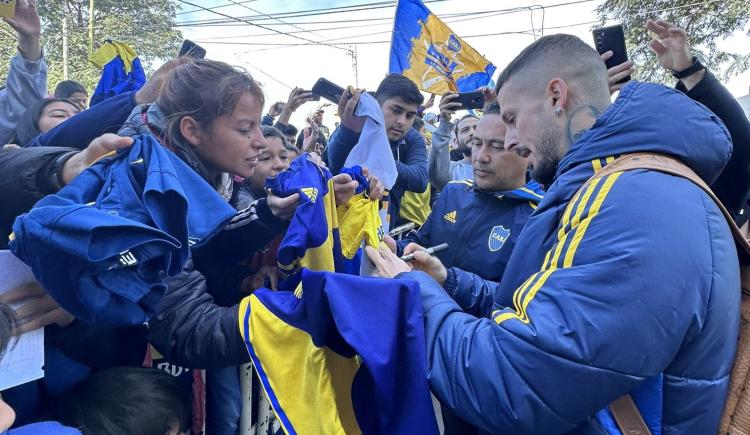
1 0 182 91
596 0 750 84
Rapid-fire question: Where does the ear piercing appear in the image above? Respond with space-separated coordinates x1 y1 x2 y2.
554 106 563 116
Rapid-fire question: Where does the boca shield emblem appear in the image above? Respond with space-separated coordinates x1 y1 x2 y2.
488 226 510 252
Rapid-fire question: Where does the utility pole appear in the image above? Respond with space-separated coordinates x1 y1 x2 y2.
350 45 359 88
88 0 94 56
62 5 69 80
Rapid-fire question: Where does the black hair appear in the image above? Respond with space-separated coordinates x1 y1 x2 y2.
55 367 189 435
283 124 298 137
454 114 479 138
261 125 289 148
0 303 18 359
375 73 424 107
483 102 501 115
12 98 79 146
54 80 87 99
412 117 425 131
495 34 607 101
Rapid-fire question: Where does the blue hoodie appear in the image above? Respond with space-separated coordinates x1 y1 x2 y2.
401 82 739 434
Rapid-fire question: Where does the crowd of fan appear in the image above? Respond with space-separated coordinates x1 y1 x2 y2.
1 1 750 434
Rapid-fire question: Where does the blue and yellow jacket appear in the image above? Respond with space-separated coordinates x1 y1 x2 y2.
401 82 740 434
397 180 543 287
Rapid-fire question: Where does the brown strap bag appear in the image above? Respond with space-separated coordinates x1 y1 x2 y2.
574 153 750 435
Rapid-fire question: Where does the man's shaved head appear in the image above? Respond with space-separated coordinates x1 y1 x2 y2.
496 34 610 108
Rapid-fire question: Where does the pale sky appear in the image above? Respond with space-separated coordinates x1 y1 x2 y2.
177 0 750 130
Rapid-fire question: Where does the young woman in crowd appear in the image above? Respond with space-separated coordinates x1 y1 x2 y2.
11 99 80 146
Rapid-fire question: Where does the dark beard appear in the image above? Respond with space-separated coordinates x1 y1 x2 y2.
529 125 562 186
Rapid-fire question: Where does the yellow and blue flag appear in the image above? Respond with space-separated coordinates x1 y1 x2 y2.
389 0 496 94
238 269 440 435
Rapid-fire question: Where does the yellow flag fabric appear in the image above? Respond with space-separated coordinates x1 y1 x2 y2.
399 186 432 226
90 40 138 73
337 193 383 259
389 0 496 94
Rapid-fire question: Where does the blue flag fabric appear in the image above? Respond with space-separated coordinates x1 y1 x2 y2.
10 135 235 325
389 0 496 93
238 269 440 435
89 41 147 107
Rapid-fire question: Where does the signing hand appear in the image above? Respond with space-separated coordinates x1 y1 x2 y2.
601 51 635 95
0 282 74 334
403 243 448 285
365 244 412 278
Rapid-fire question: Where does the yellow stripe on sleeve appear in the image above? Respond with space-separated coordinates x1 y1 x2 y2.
563 172 621 268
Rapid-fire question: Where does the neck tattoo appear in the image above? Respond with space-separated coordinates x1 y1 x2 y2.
565 105 602 144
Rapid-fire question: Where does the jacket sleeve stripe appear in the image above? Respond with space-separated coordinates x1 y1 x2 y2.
495 172 622 325
563 172 621 268
592 158 603 173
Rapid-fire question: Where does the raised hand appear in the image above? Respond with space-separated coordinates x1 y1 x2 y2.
337 88 365 133
646 19 693 72
4 0 41 61
439 93 461 122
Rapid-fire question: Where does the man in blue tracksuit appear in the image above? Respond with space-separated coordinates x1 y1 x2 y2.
368 34 739 434
327 74 428 228
396 103 543 286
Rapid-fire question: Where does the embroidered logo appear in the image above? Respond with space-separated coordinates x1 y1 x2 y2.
119 250 137 266
443 211 457 223
488 226 511 252
300 187 318 203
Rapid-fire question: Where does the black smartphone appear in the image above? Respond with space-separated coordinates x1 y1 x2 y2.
179 40 206 59
299 89 321 101
312 78 347 104
593 25 630 84
454 92 485 111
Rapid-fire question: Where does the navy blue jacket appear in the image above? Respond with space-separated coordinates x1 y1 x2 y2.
327 124 428 227
401 82 739 434
24 91 138 149
397 180 543 288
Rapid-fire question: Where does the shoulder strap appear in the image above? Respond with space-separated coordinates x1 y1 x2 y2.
582 152 750 257
579 153 750 434
609 395 652 435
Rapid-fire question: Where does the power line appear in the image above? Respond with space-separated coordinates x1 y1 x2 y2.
173 0 449 27
197 9 521 42
224 0 329 41
175 0 258 16
173 0 352 53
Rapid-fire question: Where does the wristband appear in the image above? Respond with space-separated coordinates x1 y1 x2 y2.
672 57 704 80
50 151 79 190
